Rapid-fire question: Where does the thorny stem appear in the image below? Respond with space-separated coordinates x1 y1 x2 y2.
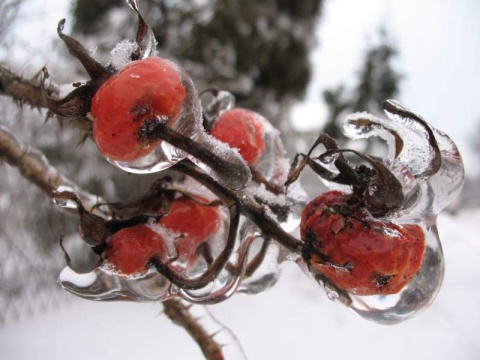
163 299 240 360
0 122 100 211
0 121 230 359
0 64 92 134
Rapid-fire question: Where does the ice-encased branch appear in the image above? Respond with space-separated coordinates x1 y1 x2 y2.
0 120 234 359
0 64 92 133
0 121 101 211
163 299 247 360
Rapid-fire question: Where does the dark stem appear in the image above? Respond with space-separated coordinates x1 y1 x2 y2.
162 299 226 360
151 205 240 290
174 161 304 254
140 121 251 190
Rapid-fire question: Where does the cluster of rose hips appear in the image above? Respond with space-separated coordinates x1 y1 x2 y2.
44 0 434 303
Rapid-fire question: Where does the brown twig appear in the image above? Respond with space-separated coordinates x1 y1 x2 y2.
0 120 230 359
0 121 99 211
0 64 92 134
163 299 228 360
0 64 48 108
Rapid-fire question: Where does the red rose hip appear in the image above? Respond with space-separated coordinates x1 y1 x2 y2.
210 108 266 166
301 191 425 296
160 196 222 262
91 57 186 161
106 224 167 275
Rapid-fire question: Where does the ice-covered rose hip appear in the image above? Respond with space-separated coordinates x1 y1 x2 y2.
301 191 425 296
91 57 185 161
210 108 266 166
106 224 167 275
159 196 222 263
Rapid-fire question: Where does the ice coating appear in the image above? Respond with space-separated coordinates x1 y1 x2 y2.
347 222 444 324
178 226 257 304
202 90 236 124
51 185 80 210
111 65 252 190
59 265 172 301
303 100 464 324
343 99 464 219
108 62 196 174
175 302 248 359
55 176 252 303
236 230 283 295
109 39 139 71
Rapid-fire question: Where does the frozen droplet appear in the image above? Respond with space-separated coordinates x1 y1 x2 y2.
178 221 258 304
236 221 282 295
51 185 79 210
319 151 340 165
202 90 236 123
59 265 171 301
347 221 444 324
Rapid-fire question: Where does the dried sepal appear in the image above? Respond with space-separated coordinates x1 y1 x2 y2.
56 19 112 82
40 68 97 118
382 99 441 177
127 0 157 60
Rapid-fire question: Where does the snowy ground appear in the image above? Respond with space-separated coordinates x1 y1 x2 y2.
1 209 479 360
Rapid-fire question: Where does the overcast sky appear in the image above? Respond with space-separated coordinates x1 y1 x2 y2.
292 0 480 175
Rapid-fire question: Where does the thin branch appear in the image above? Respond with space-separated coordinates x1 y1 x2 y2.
0 64 92 133
174 161 304 254
0 64 47 108
163 299 229 360
0 121 230 358
0 121 99 210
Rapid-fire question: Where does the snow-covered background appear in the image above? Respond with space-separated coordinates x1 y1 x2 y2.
2 211 480 360
1 0 480 359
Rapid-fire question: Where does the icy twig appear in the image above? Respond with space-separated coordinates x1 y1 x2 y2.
0 120 233 358
0 122 99 211
0 64 92 133
163 299 247 360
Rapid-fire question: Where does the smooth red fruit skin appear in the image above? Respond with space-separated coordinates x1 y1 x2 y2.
160 196 221 261
92 57 185 162
301 191 425 296
210 108 266 166
107 224 167 275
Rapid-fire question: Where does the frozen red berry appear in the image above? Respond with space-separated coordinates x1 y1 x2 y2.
160 196 221 261
210 108 266 166
106 224 167 275
301 191 425 296
91 57 185 161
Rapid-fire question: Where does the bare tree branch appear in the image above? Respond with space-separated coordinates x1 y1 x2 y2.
0 121 99 210
163 299 227 360
0 64 50 108
0 64 92 133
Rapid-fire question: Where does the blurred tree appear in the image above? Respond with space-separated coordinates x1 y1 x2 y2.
71 0 323 125
0 0 22 41
321 28 402 149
